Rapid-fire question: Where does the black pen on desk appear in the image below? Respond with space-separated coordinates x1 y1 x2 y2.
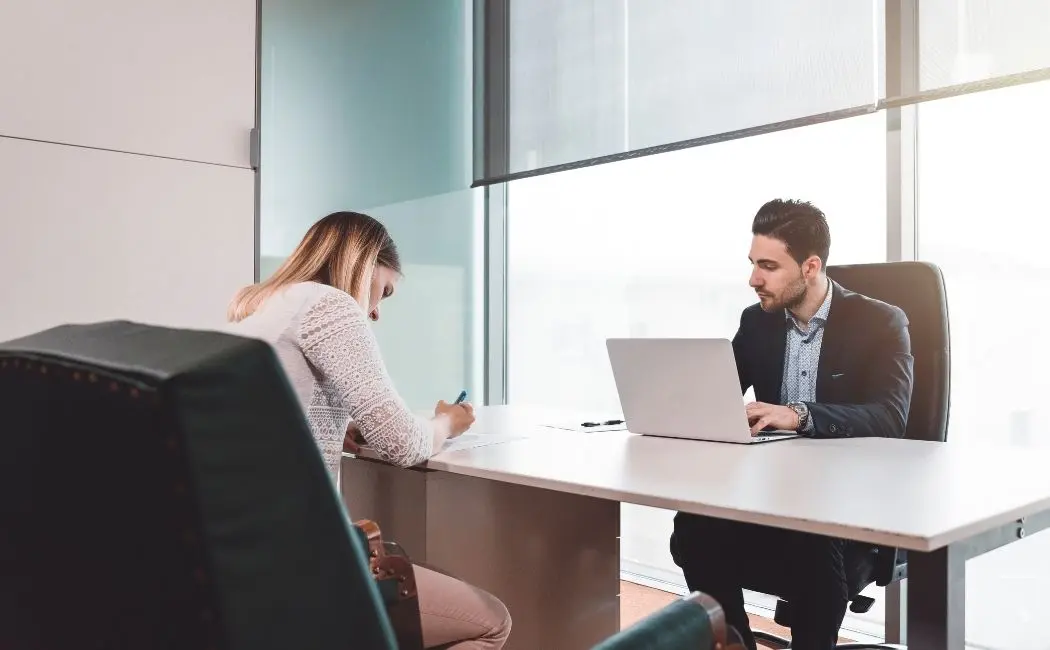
454 390 468 405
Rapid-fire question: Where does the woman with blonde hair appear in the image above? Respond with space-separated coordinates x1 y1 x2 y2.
228 211 511 649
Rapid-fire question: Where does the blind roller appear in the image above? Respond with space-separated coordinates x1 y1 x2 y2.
476 0 879 185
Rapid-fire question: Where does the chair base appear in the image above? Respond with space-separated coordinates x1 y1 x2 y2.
754 629 792 649
759 597 885 648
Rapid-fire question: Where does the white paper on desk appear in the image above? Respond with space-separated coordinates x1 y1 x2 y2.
437 433 525 454
541 418 627 433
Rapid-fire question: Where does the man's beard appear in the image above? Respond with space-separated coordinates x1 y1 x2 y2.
761 274 807 312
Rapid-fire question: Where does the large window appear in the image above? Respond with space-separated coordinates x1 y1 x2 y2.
918 79 1050 649
508 113 887 413
507 112 888 636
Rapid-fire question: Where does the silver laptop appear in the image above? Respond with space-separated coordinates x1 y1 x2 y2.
606 338 799 444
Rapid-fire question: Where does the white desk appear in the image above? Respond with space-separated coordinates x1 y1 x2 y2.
342 406 1050 649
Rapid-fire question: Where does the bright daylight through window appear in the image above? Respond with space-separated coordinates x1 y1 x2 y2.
507 112 888 636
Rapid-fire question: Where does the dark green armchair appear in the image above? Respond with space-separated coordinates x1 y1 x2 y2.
592 592 746 650
0 321 398 650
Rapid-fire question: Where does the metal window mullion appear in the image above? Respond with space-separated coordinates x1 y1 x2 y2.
476 0 511 406
884 0 919 643
886 0 919 264
483 184 508 405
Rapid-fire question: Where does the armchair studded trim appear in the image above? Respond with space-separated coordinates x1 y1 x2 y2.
353 520 424 650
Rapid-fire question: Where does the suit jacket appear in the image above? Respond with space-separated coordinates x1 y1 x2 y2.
731 281 914 439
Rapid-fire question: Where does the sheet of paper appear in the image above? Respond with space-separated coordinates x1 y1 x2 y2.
437 433 526 454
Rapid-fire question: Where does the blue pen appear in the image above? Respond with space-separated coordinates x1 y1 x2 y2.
454 390 468 405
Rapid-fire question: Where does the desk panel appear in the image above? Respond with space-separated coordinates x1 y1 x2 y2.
343 457 620 650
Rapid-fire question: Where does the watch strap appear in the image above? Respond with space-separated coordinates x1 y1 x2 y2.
787 401 809 431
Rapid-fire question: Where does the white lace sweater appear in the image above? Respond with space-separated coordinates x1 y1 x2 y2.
227 282 450 478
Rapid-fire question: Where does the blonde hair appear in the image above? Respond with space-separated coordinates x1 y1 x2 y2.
228 211 401 322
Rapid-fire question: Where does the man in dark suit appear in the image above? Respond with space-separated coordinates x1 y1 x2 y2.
670 199 914 650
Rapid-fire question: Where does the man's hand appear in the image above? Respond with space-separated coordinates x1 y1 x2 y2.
344 423 366 454
745 402 800 435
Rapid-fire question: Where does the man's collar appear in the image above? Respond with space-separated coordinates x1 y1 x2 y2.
785 277 833 327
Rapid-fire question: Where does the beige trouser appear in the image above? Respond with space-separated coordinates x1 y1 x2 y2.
414 564 512 649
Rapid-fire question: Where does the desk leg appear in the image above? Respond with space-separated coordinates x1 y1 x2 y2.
906 544 965 650
884 580 906 644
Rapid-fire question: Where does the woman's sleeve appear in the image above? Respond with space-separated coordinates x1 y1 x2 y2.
297 290 450 469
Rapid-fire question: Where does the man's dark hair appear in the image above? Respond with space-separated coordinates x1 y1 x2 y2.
751 199 831 267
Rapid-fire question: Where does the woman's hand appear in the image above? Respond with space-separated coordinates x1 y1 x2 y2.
343 422 366 454
434 400 475 438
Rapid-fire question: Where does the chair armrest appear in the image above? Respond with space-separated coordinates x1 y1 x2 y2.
352 519 424 650
873 546 907 587
591 592 746 650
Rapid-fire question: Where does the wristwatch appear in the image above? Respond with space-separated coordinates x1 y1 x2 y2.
787 402 810 431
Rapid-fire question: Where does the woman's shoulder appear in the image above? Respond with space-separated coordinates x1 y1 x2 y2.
288 282 366 321
282 281 355 305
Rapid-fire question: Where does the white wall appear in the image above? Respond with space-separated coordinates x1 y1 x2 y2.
0 0 256 342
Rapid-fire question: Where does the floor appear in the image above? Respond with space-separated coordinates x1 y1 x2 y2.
620 581 856 647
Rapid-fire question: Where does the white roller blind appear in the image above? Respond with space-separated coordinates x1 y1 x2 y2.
919 0 1050 91
500 0 879 179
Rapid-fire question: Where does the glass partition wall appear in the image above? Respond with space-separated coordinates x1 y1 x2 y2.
259 0 483 409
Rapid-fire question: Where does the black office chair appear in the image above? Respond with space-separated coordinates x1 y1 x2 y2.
0 321 398 650
753 261 951 650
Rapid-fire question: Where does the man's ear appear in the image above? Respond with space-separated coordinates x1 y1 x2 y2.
802 255 823 279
